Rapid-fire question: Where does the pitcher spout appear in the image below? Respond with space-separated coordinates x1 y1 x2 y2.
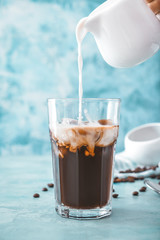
84 14 101 36
76 17 88 42
76 14 100 43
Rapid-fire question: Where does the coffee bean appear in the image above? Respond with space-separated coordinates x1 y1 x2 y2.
158 181 160 185
48 183 54 188
150 174 156 179
113 189 115 192
112 193 118 198
135 167 143 173
123 179 127 182
139 186 146 192
42 187 48 191
127 176 135 182
33 193 40 198
125 169 132 173
114 178 121 183
119 169 133 174
156 175 160 179
132 191 139 196
121 178 127 182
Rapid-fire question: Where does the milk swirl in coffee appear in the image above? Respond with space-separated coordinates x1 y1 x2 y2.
50 120 119 157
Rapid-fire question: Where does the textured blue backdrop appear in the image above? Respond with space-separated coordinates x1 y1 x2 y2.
0 0 160 156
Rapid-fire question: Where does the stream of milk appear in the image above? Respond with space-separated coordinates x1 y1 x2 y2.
76 18 87 123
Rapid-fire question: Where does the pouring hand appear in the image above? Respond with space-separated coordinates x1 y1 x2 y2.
146 0 160 14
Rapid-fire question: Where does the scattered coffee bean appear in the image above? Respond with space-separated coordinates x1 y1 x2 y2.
121 178 127 182
119 165 158 175
115 164 159 183
158 181 160 185
42 187 48 191
33 193 40 198
132 191 139 196
135 167 143 173
127 176 135 182
112 193 118 198
119 170 132 173
114 178 121 183
139 186 146 192
114 176 135 183
48 183 54 188
150 174 156 179
113 189 115 192
125 169 132 173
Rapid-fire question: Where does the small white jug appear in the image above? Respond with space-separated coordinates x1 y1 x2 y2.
124 123 160 165
81 0 160 68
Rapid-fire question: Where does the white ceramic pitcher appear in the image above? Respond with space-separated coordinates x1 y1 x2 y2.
81 0 160 68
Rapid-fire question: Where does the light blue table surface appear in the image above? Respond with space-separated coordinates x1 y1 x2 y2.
0 156 160 240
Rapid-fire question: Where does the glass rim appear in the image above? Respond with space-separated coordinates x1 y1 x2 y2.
48 98 121 102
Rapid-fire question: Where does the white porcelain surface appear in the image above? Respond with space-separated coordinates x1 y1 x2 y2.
124 123 160 165
84 0 160 68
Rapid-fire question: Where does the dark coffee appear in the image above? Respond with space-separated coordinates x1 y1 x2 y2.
52 143 115 209
50 122 118 210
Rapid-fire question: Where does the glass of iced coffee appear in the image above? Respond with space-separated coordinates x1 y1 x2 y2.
48 98 120 219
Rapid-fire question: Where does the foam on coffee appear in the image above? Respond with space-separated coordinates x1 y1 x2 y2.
50 119 119 156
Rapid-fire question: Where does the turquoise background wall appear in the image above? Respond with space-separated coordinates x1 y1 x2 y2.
0 0 160 156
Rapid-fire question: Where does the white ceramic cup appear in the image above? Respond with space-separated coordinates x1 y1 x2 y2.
124 123 160 166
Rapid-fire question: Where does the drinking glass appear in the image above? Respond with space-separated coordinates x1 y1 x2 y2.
48 98 120 219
